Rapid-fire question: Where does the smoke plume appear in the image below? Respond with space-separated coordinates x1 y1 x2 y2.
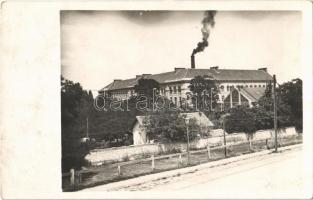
192 11 217 56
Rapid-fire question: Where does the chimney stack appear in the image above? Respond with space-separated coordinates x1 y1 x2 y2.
191 55 195 69
174 67 185 71
258 67 267 72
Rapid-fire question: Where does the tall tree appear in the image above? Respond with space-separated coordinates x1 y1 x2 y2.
258 79 302 131
188 75 218 112
278 79 302 131
224 106 257 150
61 76 94 172
133 78 161 111
142 111 199 143
134 78 160 98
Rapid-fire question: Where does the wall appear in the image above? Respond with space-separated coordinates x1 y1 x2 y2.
192 127 298 149
132 121 147 145
85 127 298 165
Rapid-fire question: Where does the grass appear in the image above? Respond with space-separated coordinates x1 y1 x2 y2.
62 134 302 191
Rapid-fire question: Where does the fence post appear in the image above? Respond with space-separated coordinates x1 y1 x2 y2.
179 153 183 165
70 168 75 186
117 165 121 176
223 119 227 158
207 145 211 160
78 172 82 183
249 137 252 151
151 155 155 171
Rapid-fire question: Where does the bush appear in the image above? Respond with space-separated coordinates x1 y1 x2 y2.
143 111 200 143
224 106 257 135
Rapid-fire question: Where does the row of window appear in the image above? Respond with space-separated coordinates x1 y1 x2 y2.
111 94 128 99
169 86 182 94
170 96 182 106
109 83 266 98
159 86 182 94
111 90 129 95
220 84 266 91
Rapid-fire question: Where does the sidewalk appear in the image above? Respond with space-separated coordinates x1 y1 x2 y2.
82 143 302 191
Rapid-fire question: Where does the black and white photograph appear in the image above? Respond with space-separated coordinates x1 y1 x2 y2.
1 1 312 199
61 10 305 194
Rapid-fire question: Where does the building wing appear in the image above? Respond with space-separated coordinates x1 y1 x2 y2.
100 67 272 92
240 87 267 102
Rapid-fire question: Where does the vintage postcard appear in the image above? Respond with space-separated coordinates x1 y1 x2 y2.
1 0 312 199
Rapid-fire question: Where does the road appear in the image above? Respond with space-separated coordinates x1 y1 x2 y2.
105 146 308 198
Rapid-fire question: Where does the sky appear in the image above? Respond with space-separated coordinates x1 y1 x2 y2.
61 11 302 95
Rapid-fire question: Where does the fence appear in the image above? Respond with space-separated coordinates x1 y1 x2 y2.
85 127 298 165
62 133 302 191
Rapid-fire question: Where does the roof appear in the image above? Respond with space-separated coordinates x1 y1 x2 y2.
240 87 266 102
134 112 214 127
100 68 273 91
181 112 214 127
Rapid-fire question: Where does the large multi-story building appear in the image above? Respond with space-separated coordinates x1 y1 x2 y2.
99 66 273 110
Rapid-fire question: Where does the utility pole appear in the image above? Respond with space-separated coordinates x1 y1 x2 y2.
210 88 213 111
86 117 89 138
185 117 190 165
223 119 227 157
273 75 278 152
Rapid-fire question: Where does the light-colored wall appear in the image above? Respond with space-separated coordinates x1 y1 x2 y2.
217 82 267 102
192 127 298 149
85 127 298 165
105 81 268 103
160 82 190 106
132 122 147 145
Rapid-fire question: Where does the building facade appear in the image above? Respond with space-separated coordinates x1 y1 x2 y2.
99 66 273 109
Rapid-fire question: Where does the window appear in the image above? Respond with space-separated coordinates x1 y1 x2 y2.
263 85 266 87
169 87 172 94
254 85 257 88
259 85 261 87
170 97 173 102
179 97 182 105
174 97 177 105
174 86 177 93
250 85 253 88
178 86 181 93
227 86 230 91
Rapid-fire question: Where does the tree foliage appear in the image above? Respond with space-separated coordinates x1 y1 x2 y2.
224 106 257 135
257 79 302 131
142 111 199 143
61 76 94 172
278 79 302 131
188 76 219 111
134 78 160 98
224 78 303 135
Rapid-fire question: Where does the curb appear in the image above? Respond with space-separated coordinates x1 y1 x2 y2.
83 144 302 191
